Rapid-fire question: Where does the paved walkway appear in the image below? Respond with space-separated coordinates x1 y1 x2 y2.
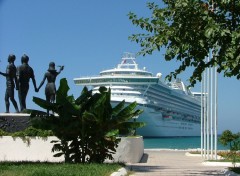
127 150 229 176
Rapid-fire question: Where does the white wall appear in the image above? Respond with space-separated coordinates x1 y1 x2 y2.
112 136 144 163
0 136 143 163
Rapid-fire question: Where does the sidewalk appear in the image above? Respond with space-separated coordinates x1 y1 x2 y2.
126 149 231 176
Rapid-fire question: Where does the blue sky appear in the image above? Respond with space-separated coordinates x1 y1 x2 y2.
0 0 239 133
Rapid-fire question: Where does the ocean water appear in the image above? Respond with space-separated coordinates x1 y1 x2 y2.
143 137 228 150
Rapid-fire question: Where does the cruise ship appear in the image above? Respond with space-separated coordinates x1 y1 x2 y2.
74 53 201 137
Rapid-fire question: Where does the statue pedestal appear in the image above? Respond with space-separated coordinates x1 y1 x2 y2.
0 113 30 132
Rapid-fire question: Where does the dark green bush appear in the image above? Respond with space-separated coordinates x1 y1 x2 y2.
0 126 53 137
28 78 144 163
219 130 240 167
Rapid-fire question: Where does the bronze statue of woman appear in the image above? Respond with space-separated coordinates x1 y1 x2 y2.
37 62 64 104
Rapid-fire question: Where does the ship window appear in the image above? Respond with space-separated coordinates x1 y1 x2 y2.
76 77 158 84
101 71 152 76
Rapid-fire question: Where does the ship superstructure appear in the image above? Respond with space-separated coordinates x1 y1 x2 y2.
74 53 201 137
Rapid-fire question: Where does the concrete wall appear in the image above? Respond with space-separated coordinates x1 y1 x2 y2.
0 136 143 163
112 136 144 163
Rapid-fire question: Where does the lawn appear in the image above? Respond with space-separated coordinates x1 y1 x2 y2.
0 162 123 176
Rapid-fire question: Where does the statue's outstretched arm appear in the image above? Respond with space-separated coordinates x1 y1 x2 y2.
29 68 38 92
37 74 47 91
57 66 64 75
32 77 38 92
0 71 7 77
3 66 12 77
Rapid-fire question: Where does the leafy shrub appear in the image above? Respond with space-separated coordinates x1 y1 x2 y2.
28 78 144 163
0 129 8 136
0 127 52 137
219 130 240 167
11 126 53 137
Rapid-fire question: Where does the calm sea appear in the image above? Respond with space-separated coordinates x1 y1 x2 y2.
143 137 228 150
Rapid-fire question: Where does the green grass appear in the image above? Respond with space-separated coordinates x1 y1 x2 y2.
0 162 123 176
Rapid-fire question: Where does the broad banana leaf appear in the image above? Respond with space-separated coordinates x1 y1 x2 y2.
32 97 58 112
112 100 125 116
56 78 69 102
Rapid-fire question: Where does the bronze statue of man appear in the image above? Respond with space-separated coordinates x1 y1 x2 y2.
0 54 19 113
17 54 38 112
38 62 64 104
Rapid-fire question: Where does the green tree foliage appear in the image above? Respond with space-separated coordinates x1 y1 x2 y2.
128 0 240 86
29 78 144 163
219 130 240 167
219 130 239 148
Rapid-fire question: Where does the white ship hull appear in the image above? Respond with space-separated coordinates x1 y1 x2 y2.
111 99 200 137
136 106 200 137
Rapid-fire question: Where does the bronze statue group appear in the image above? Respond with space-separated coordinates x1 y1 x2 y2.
0 54 64 113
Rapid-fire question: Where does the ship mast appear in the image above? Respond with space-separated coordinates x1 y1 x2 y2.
117 52 138 70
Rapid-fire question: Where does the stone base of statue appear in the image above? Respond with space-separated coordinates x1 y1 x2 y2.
0 113 30 133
